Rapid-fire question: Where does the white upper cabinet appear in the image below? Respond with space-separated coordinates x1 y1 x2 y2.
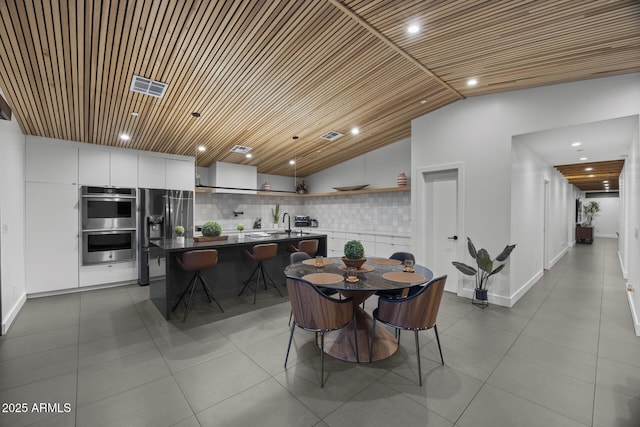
138 156 166 189
79 148 110 186
110 151 139 188
165 159 194 191
26 138 78 184
79 148 139 188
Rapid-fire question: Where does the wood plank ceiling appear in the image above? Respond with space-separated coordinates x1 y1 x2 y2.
0 0 639 177
555 160 625 192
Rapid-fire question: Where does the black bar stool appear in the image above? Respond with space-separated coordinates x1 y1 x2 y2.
172 249 223 322
238 243 283 304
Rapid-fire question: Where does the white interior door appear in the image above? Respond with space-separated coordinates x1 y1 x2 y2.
426 170 459 293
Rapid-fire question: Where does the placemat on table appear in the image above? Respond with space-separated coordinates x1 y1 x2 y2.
382 271 426 283
337 264 375 273
301 258 335 266
302 273 344 285
369 258 402 265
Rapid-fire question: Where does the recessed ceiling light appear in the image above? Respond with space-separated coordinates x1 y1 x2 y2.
588 174 595 178
131 111 139 117
351 127 360 135
289 160 295 165
407 24 420 34
572 142 581 147
420 99 427 104
245 153 252 158
580 157 588 161
198 146 206 152
467 78 478 87
119 133 131 141
603 180 609 183
584 167 593 171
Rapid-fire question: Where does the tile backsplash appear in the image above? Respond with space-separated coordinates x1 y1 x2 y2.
195 190 411 234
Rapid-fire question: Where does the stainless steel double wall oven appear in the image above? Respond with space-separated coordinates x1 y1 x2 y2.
81 186 137 265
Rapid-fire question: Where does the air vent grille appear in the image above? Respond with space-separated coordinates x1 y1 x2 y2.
230 145 252 154
130 75 168 98
320 130 344 141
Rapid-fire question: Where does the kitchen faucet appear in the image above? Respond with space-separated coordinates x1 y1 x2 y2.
283 212 291 234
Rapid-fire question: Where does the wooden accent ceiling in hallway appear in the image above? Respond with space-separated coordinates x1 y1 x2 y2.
1 1 639 176
554 160 625 192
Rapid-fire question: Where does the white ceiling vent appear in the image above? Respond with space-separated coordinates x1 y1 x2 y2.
230 145 252 154
320 130 344 141
130 75 168 98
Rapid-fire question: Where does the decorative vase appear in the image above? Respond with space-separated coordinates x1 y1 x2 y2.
176 236 185 244
262 182 272 191
397 172 408 186
342 257 367 270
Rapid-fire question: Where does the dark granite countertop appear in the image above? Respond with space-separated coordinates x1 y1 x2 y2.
150 231 327 253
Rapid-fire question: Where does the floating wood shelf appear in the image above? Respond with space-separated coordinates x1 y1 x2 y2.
196 186 410 196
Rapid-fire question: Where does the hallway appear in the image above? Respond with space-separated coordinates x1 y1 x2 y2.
0 238 638 426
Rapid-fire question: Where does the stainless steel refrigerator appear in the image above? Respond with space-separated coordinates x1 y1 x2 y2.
138 189 193 285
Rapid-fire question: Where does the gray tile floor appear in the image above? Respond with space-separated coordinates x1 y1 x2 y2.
1 238 639 426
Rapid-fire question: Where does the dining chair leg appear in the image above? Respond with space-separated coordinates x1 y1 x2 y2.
288 310 293 326
369 317 377 362
284 322 296 368
434 324 444 365
415 330 422 387
320 332 325 388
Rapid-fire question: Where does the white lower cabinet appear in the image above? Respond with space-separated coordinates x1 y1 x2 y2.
26 182 79 293
374 235 411 258
79 261 137 287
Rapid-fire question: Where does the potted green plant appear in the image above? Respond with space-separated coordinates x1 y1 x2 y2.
343 240 366 269
452 237 516 306
271 203 280 229
174 225 185 243
237 223 245 240
202 221 222 237
194 220 228 242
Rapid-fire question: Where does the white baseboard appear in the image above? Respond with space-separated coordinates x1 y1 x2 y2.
595 234 618 238
618 251 628 280
626 288 640 337
569 239 576 247
458 269 544 308
548 247 568 270
509 269 544 307
2 292 27 335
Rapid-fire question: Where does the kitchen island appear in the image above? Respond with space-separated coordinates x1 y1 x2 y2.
149 232 327 319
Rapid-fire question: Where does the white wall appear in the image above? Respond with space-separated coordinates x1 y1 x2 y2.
305 138 410 193
412 73 640 306
622 120 640 335
588 196 620 238
0 94 27 334
509 141 575 302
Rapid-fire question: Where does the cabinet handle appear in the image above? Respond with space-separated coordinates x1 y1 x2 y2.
448 235 458 240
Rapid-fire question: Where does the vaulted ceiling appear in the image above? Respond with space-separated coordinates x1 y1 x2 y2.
1 1 639 177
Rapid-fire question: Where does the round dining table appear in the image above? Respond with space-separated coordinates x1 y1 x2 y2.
284 257 433 363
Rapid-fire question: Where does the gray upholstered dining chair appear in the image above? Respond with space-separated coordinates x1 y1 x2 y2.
369 275 447 386
284 277 358 387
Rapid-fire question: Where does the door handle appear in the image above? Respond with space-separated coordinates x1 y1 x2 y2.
448 235 458 240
